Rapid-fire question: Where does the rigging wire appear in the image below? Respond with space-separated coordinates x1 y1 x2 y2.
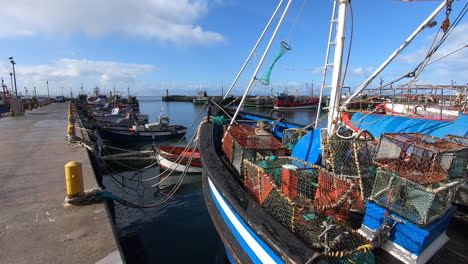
426 44 468 66
344 1 467 106
285 0 309 43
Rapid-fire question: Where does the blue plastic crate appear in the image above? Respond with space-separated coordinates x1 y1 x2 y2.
362 202 456 256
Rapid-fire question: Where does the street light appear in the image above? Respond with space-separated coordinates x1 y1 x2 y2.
8 57 18 98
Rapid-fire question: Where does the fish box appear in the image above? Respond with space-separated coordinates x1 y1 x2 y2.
370 168 464 226
360 202 456 261
374 133 467 184
222 124 286 177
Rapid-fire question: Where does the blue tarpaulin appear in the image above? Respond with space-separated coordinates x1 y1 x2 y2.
350 113 468 139
291 129 322 165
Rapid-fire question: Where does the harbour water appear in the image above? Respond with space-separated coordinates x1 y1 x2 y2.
103 96 326 263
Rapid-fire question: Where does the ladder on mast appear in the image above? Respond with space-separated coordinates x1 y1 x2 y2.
314 0 339 129
315 0 349 133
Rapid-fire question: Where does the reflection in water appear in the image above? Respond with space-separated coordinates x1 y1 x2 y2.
104 167 222 264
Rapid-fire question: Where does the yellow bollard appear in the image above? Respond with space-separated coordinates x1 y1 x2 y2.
64 161 84 196
68 124 76 138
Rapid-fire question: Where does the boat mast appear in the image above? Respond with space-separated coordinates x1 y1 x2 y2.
327 0 349 133
342 1 449 107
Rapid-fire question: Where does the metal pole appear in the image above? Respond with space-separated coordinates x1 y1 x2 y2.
327 0 349 133
343 1 448 107
46 81 50 98
230 0 294 125
9 73 14 96
12 62 18 98
223 0 285 99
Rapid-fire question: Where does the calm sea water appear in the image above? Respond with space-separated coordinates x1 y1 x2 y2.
102 96 326 263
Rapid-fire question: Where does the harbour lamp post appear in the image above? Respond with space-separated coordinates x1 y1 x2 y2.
8 57 18 98
9 73 14 95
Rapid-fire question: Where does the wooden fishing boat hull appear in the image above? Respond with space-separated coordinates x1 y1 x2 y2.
100 126 187 141
273 101 318 110
0 106 11 113
199 122 322 264
156 146 203 173
273 104 317 110
383 103 461 118
193 98 208 105
273 98 319 110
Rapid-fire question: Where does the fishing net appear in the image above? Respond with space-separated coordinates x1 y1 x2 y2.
321 129 378 212
370 168 464 226
258 41 291 85
243 157 375 263
282 128 310 150
374 133 467 184
222 124 286 177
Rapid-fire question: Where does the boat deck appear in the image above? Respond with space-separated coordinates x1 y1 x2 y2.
0 103 122 263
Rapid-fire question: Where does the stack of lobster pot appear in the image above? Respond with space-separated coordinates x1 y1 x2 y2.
358 133 467 264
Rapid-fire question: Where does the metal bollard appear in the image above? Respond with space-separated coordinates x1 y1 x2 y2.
64 161 84 197
68 124 76 138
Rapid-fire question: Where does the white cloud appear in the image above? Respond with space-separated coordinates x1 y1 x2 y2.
397 22 468 82
0 0 224 45
0 59 156 95
310 66 374 78
348 67 374 77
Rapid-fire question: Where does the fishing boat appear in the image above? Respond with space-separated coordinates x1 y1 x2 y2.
1 79 12 114
155 146 203 173
193 91 209 105
199 1 467 264
94 106 149 128
100 116 187 141
194 90 236 105
273 93 319 110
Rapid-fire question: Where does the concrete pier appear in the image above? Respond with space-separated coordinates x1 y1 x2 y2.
0 103 122 263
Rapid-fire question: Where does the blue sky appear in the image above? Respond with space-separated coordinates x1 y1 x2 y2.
0 0 466 96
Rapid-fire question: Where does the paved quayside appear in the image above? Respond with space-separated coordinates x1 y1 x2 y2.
0 103 122 263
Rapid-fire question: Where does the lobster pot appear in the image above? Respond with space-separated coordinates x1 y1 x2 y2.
243 157 320 203
370 168 464 226
243 158 374 262
222 124 286 177
314 169 368 216
282 128 310 150
375 133 467 184
322 129 377 178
